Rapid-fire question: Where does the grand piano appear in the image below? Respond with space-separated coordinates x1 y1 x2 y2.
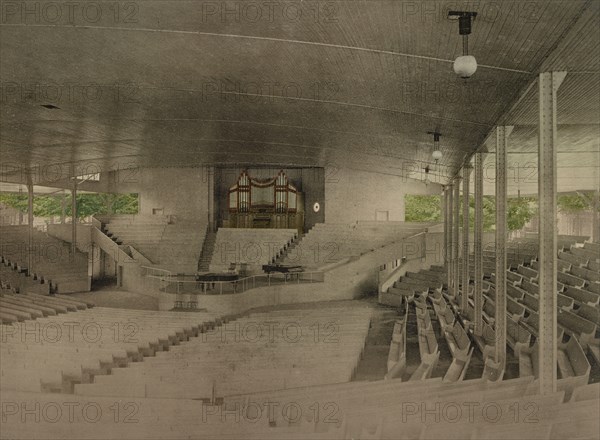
261 264 303 274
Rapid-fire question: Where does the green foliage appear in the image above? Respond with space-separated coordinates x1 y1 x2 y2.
404 195 442 222
0 194 28 212
0 193 138 218
507 197 537 231
558 193 591 213
405 194 537 232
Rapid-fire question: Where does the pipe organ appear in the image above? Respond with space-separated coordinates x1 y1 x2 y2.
227 170 304 231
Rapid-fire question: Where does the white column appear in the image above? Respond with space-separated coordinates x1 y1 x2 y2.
452 178 461 300
461 165 471 312
474 153 484 335
495 125 513 368
27 176 34 274
446 184 454 291
538 71 566 395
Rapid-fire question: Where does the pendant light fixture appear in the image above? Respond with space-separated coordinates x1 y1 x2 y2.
449 11 478 79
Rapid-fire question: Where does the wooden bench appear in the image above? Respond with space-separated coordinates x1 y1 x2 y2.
586 281 600 294
506 317 531 356
443 321 471 358
559 250 589 268
570 246 600 261
516 341 539 378
443 346 473 383
417 326 438 359
432 297 454 328
473 322 495 353
506 270 523 285
570 265 600 283
386 308 408 374
563 286 600 307
516 264 538 281
481 353 505 382
574 303 599 325
558 309 597 348
557 271 586 288
408 350 439 381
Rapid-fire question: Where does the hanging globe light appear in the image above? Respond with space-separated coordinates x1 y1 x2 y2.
449 11 478 79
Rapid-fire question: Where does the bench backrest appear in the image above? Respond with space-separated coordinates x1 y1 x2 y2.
566 337 591 377
558 310 596 336
452 321 470 350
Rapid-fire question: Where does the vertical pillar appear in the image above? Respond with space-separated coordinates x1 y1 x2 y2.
442 187 448 266
593 191 599 243
61 191 66 224
71 178 77 258
474 153 484 335
452 178 460 300
538 71 566 395
461 165 471 312
495 125 513 367
27 176 34 274
446 184 453 291
206 166 215 232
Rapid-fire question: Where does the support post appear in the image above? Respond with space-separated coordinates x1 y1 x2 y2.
538 71 566 395
446 183 453 291
593 191 599 243
444 187 449 265
474 153 484 335
461 165 471 312
452 177 460 300
494 125 513 368
71 177 77 259
207 166 215 232
61 191 66 224
27 176 34 275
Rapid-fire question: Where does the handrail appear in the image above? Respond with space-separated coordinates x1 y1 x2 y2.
141 265 173 279
91 226 136 265
160 270 325 296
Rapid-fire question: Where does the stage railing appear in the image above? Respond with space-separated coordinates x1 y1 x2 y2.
160 271 325 296
141 265 174 292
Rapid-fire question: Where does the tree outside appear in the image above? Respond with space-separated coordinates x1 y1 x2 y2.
0 193 138 219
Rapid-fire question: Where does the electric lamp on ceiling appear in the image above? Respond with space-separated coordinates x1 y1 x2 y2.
428 131 443 164
449 11 478 79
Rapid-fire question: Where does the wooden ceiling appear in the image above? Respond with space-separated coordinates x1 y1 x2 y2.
0 0 598 192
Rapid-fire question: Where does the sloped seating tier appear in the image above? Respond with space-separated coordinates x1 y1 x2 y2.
7 372 598 440
209 228 297 272
103 216 207 273
1 302 219 393
229 376 596 439
0 226 89 293
280 222 432 269
0 291 93 324
73 303 372 399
